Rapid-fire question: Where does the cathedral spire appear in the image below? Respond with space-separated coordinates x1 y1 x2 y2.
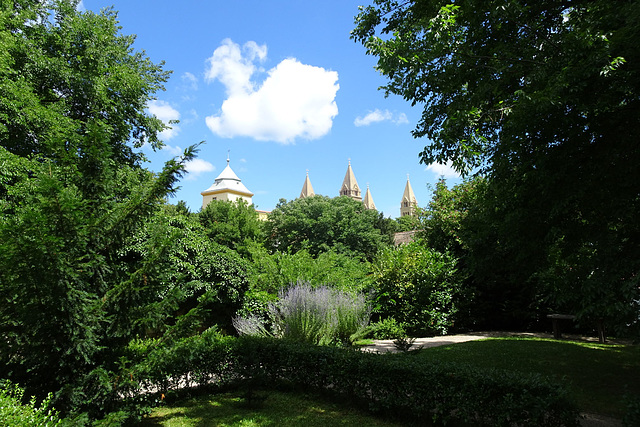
400 174 417 216
363 184 376 210
299 170 315 198
339 159 362 201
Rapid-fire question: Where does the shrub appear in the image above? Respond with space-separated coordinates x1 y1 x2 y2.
365 317 406 339
126 334 579 426
233 282 370 346
371 242 461 336
0 381 61 426
231 337 579 426
246 245 373 295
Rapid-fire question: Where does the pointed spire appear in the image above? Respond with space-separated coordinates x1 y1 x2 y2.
363 184 376 210
400 174 418 216
300 169 315 198
339 159 362 201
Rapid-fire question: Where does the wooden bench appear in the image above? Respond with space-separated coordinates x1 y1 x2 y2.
547 314 576 339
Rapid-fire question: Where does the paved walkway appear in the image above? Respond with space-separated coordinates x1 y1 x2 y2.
360 332 493 353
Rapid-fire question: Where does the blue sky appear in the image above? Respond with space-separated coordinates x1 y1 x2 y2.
81 0 460 217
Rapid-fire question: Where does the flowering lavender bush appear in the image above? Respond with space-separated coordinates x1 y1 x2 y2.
233 282 370 346
232 314 272 338
330 290 370 345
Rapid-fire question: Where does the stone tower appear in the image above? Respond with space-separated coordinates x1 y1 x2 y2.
339 160 362 202
400 175 417 216
363 184 376 210
201 157 253 209
299 170 315 198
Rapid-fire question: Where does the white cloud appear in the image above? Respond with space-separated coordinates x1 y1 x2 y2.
181 72 198 91
184 159 215 180
147 100 181 141
426 160 460 178
395 112 409 125
354 109 408 127
204 39 339 144
354 109 391 126
162 145 184 156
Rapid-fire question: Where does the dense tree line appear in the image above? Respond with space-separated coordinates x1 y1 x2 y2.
353 0 640 338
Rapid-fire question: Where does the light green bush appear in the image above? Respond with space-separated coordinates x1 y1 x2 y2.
0 381 61 426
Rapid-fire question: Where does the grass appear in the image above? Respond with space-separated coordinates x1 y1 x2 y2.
142 389 401 427
143 337 639 424
399 337 640 419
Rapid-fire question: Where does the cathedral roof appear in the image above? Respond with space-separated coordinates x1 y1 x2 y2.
363 185 376 210
300 171 315 198
340 160 362 201
201 159 253 197
401 175 417 204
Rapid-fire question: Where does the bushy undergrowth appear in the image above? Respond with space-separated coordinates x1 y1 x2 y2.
371 242 462 336
0 381 61 426
233 282 370 346
365 317 407 339
127 334 579 426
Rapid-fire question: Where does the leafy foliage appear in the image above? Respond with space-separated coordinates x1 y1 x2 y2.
393 214 421 232
365 317 407 340
264 195 391 260
116 204 250 338
0 1 207 420
198 199 264 257
0 381 61 427
419 177 546 330
371 241 461 336
353 0 640 337
246 244 372 295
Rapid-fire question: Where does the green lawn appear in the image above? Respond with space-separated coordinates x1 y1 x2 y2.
143 337 639 425
401 337 640 418
142 389 401 427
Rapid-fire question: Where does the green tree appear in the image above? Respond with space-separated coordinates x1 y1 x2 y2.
120 204 249 338
394 213 421 232
421 177 547 330
198 199 264 257
0 0 193 418
264 195 390 260
371 241 461 336
353 1 640 337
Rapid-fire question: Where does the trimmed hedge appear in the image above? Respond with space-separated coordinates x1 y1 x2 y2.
130 333 579 426
231 338 579 426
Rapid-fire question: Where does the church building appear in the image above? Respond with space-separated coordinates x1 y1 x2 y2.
201 157 253 210
400 175 418 216
201 157 415 218
339 160 362 202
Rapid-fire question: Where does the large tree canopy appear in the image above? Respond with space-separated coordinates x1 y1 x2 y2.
353 1 640 337
265 195 392 260
0 0 198 417
353 0 639 173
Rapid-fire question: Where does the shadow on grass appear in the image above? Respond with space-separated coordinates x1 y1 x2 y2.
403 337 640 419
142 389 402 427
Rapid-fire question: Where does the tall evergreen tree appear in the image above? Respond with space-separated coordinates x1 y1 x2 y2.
0 0 197 416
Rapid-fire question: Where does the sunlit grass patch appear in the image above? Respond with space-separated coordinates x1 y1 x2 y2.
142 389 401 427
